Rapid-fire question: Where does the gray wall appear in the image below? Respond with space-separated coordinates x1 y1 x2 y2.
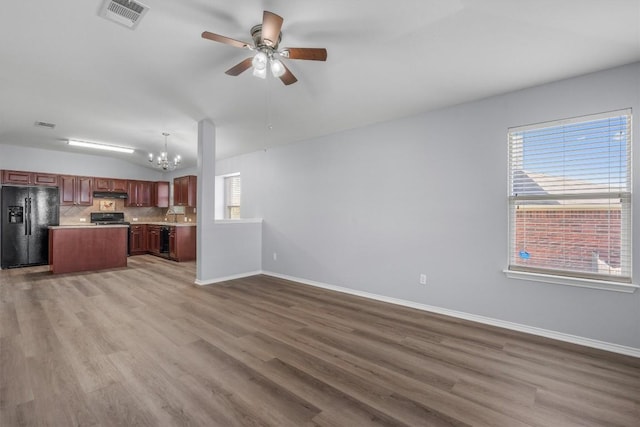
216 63 640 349
196 221 263 283
0 144 165 181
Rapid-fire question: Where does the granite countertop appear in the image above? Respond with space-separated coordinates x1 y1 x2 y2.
54 220 266 228
55 221 197 228
50 224 129 229
133 221 196 227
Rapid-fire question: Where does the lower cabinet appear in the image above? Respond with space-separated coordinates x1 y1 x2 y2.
147 225 161 255
169 227 177 259
169 226 196 262
49 227 128 274
129 224 147 255
129 224 195 262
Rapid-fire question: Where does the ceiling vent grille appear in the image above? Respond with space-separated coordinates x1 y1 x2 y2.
34 121 56 129
99 0 149 30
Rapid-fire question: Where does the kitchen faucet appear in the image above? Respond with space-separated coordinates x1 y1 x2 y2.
166 208 178 223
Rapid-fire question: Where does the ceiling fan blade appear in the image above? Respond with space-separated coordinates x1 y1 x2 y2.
225 58 254 76
201 31 250 49
261 11 283 47
279 63 298 85
282 47 327 61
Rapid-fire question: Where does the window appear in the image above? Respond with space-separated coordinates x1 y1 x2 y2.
507 110 632 285
224 174 241 219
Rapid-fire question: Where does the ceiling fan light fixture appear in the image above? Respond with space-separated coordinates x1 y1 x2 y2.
202 10 327 85
252 51 268 70
253 67 267 79
270 58 285 78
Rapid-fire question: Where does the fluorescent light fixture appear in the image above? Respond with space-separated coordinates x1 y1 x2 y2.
67 139 134 154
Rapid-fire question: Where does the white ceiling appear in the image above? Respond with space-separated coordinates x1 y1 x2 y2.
1 0 638 170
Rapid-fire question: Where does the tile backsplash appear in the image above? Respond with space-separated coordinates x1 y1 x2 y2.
59 199 196 224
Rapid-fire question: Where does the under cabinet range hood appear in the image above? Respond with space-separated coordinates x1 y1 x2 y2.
93 191 128 199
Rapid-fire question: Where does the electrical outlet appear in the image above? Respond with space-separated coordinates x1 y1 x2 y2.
79 218 86 222
273 252 277 261
419 274 427 285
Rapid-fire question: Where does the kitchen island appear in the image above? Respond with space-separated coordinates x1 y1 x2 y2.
48 225 128 274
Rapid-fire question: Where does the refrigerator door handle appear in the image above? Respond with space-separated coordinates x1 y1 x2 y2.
24 198 29 235
26 197 32 236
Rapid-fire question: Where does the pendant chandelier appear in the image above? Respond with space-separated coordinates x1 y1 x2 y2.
149 132 181 171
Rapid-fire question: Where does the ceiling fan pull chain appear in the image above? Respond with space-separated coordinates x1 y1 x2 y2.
266 73 273 132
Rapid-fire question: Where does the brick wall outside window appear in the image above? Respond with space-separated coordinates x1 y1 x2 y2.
514 207 621 274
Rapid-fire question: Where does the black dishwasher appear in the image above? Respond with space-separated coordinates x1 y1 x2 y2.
160 226 170 256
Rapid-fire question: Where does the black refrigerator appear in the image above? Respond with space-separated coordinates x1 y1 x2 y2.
1 186 59 269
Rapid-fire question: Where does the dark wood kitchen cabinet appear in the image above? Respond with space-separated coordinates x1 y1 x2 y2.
126 180 151 207
168 227 176 259
59 175 93 206
173 175 197 207
152 181 170 208
129 224 147 255
34 173 59 186
147 225 161 255
129 223 195 261
94 177 127 193
168 226 196 262
2 170 58 186
49 226 128 274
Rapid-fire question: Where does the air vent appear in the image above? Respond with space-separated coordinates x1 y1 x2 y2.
98 0 149 30
34 121 56 129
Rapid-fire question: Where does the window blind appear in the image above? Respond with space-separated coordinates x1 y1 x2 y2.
224 175 241 219
508 109 632 283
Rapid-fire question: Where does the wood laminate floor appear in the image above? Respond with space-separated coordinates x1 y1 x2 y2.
1 255 639 426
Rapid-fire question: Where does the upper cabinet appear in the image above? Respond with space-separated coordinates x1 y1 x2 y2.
126 180 170 208
94 178 128 193
59 175 93 206
153 181 170 208
173 175 197 207
2 170 58 186
126 180 152 207
2 169 173 210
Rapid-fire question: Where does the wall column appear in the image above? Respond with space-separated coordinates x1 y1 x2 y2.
196 119 216 281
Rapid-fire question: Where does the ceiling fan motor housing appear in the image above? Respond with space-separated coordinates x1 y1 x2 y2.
251 25 282 49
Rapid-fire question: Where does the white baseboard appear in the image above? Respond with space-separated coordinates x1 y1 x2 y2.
194 270 262 286
262 270 640 359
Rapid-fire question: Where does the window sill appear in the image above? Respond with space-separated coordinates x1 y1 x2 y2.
503 269 638 293
214 218 263 224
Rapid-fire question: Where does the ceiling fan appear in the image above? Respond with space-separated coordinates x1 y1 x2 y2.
202 10 327 85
